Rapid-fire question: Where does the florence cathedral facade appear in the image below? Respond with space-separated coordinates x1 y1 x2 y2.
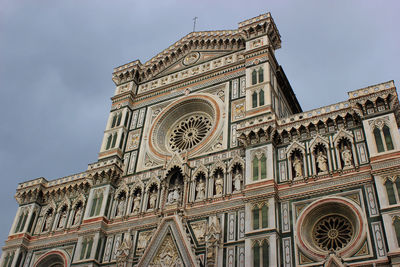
2 12 400 267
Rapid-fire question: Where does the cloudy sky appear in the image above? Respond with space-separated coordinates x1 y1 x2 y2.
0 0 399 250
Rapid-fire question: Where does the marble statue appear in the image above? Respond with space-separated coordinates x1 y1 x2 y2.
341 145 353 167
43 214 53 232
117 198 125 216
58 210 67 229
132 193 141 214
73 207 82 225
215 173 223 196
149 190 157 210
196 178 205 200
233 172 242 192
293 155 303 178
316 150 328 173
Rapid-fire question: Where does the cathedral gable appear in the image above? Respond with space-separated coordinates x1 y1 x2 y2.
138 216 197 267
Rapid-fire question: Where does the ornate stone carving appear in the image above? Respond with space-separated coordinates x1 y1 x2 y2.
191 220 207 243
150 233 183 267
116 229 133 266
205 216 222 266
137 230 154 251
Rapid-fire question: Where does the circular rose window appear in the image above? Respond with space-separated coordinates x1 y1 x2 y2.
312 215 353 251
168 114 212 153
148 94 224 159
295 197 367 261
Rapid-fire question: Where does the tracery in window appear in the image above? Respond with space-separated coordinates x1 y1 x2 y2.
384 176 400 205
252 151 267 181
80 237 94 260
252 239 269 267
312 215 353 251
373 120 395 153
393 216 400 247
252 203 268 230
90 189 104 217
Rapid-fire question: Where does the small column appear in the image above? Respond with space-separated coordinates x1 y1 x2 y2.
142 190 149 212
351 141 359 167
335 145 343 169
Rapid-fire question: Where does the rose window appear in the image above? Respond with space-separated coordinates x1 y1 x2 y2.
312 215 353 251
168 114 212 153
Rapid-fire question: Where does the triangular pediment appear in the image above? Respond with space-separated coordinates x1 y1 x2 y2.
138 216 197 267
153 50 235 79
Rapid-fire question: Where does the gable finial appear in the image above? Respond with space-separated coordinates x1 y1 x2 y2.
193 17 198 32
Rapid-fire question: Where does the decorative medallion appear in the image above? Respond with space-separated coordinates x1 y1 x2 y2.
183 52 200 66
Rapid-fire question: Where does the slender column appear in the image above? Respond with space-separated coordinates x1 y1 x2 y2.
335 144 342 169
351 142 359 167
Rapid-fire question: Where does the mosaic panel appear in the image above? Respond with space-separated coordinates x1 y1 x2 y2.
231 98 246 122
130 110 139 130
126 129 141 151
365 185 379 216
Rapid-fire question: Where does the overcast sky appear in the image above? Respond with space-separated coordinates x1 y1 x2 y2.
0 0 399 251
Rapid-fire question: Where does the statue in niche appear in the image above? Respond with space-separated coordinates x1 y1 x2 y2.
117 196 125 217
233 172 242 192
341 145 353 167
73 206 82 225
43 213 53 232
215 173 224 196
149 189 157 210
293 155 303 178
58 209 67 229
132 192 141 214
196 178 206 200
167 180 181 204
137 230 154 251
316 150 328 173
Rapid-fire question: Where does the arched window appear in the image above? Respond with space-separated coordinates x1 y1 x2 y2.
261 241 269 267
259 89 265 106
90 190 104 217
15 212 24 233
252 156 259 181
116 112 122 126
119 132 125 149
252 240 269 267
111 133 118 148
374 127 384 153
252 153 267 181
106 135 112 150
394 217 400 247
258 68 264 83
111 114 117 128
252 91 258 108
124 111 129 127
383 125 394 151
253 242 260 267
252 203 268 230
385 180 397 205
80 237 93 260
27 211 36 233
260 154 267 179
252 69 257 85
90 193 98 217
